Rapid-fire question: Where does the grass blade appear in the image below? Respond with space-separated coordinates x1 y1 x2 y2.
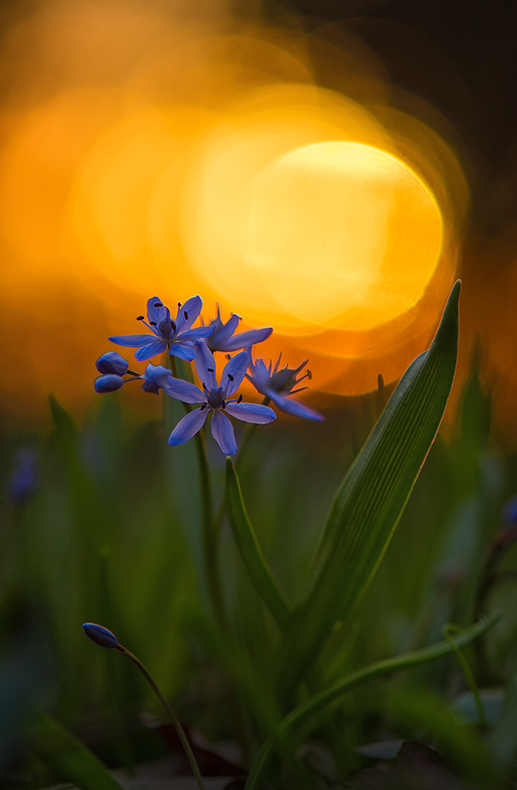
31 710 124 790
246 612 501 790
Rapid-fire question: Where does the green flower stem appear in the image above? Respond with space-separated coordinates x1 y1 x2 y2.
115 643 206 790
167 355 227 630
212 396 272 540
443 623 487 726
194 427 228 630
244 612 502 790
236 396 271 470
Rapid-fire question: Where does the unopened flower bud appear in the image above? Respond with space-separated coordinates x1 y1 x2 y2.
94 374 124 393
82 622 118 649
96 352 129 376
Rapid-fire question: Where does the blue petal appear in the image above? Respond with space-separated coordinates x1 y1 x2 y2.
141 363 172 393
96 351 129 375
180 325 216 340
222 351 249 396
82 622 118 649
94 374 124 393
169 342 196 361
222 326 273 352
146 296 170 327
210 409 238 455
109 333 156 347
194 342 218 389
245 358 270 394
224 402 276 424
268 391 324 421
176 295 202 332
168 407 208 445
134 341 167 361
212 313 241 347
162 377 204 404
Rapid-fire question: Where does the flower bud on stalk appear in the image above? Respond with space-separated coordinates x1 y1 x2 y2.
82 622 206 790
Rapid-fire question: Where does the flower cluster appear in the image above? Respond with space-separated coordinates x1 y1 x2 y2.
94 294 323 454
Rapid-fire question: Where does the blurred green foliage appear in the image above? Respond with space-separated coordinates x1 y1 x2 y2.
1 318 517 787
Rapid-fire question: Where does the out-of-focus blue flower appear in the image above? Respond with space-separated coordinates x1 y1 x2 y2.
206 305 272 353
94 374 125 393
141 363 173 394
96 351 129 376
164 343 275 454
246 352 323 421
6 447 39 504
109 296 214 362
82 623 119 649
503 494 517 525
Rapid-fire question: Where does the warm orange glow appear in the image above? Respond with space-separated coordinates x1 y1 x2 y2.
246 142 443 331
0 1 467 419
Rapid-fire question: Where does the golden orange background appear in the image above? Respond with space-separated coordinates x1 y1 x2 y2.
0 0 513 444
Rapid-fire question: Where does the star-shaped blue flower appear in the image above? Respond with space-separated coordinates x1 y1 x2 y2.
164 343 276 454
205 305 272 353
109 296 214 362
246 352 323 421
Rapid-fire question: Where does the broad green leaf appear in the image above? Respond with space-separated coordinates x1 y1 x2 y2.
275 282 461 701
245 613 501 790
31 710 124 790
226 457 292 629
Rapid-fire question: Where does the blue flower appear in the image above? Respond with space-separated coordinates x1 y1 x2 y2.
246 352 323 421
109 296 215 362
82 623 119 649
96 351 129 376
206 305 272 353
94 374 125 393
503 494 517 525
6 446 39 504
141 363 173 394
164 343 276 454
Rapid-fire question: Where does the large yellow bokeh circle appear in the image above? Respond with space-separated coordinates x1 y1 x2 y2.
246 141 443 332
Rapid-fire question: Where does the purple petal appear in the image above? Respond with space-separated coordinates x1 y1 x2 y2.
162 377 204 404
168 342 196 361
146 296 170 327
222 351 250 397
109 333 156 347
168 408 208 445
267 391 324 421
176 295 202 332
210 410 238 455
222 326 273 352
194 342 217 390
224 402 276 424
134 341 167 361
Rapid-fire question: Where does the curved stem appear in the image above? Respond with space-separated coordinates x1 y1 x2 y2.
443 624 487 726
244 613 502 790
116 644 206 790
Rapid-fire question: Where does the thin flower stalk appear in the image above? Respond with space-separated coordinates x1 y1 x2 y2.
82 624 206 790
